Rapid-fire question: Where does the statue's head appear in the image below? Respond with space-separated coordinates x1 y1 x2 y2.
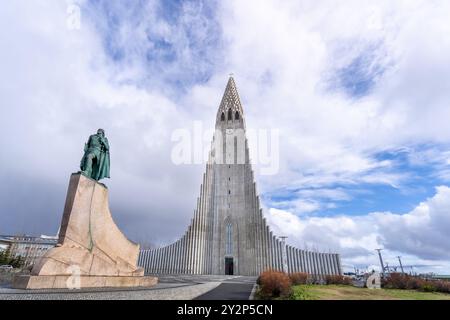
97 128 105 137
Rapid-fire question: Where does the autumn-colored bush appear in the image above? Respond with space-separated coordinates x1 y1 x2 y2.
258 270 292 299
289 272 308 285
383 273 450 294
434 280 450 293
383 273 410 289
325 275 352 285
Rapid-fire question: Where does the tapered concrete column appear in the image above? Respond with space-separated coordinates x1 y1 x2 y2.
292 248 297 272
289 246 294 273
291 246 295 273
162 246 167 274
173 241 178 274
143 251 149 274
313 252 319 278
323 253 328 275
166 246 171 274
180 236 186 274
187 226 193 274
263 221 269 271
191 209 198 275
150 250 155 274
316 253 322 277
139 251 144 268
173 243 178 274
139 251 144 272
330 254 336 275
299 250 303 273
295 248 300 272
336 254 343 275
317 253 322 276
138 251 143 267
161 247 166 274
175 240 181 274
274 238 279 271
320 253 325 276
326 254 332 275
154 248 159 273
147 250 152 274
152 249 157 274
334 254 339 275
165 245 170 274
310 251 315 275
170 244 174 274
272 238 277 271
279 240 284 272
305 250 311 274
198 180 204 275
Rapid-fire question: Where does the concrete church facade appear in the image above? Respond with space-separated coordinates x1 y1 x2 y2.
138 77 342 276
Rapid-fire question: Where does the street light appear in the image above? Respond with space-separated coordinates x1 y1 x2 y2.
375 249 385 275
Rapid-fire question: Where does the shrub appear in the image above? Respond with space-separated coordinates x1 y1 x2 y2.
325 275 352 285
434 280 450 294
420 283 437 292
383 273 409 289
258 270 292 299
383 273 450 294
289 272 308 285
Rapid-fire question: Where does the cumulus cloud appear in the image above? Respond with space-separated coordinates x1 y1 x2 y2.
266 186 450 272
1 0 450 272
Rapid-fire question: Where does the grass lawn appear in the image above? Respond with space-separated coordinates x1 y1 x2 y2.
291 285 450 300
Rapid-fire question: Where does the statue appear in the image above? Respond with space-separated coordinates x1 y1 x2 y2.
80 129 110 181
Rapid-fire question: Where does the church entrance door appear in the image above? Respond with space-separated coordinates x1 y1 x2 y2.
225 257 234 275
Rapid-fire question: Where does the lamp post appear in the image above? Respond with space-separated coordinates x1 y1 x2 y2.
375 249 385 275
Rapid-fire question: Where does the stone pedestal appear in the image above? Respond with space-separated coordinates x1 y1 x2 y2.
13 173 157 289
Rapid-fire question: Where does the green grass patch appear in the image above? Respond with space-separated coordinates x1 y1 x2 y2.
290 285 450 300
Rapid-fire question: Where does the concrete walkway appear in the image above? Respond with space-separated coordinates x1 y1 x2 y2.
0 275 256 300
194 276 257 300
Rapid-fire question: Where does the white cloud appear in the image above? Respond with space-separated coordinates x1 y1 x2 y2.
1 0 450 272
266 186 450 273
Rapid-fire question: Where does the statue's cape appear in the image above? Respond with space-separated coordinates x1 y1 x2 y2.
94 150 110 181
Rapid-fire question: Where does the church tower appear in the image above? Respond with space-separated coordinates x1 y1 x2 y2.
139 77 342 276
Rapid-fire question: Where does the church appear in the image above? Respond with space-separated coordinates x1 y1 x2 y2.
138 77 342 276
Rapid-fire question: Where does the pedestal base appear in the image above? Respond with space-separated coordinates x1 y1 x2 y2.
13 275 158 290
12 174 158 290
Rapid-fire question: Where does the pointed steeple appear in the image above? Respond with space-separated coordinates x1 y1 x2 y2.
216 76 245 127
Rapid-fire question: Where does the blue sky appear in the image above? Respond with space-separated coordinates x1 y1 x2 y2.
1 0 450 274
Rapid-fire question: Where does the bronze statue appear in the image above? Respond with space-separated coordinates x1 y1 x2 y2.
80 129 110 181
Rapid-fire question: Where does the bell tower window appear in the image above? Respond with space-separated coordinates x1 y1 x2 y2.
226 222 233 255
235 111 239 120
228 108 232 120
221 112 225 121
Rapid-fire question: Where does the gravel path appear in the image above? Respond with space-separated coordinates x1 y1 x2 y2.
0 282 221 300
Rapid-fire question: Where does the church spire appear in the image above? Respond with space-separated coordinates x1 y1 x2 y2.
216 76 245 127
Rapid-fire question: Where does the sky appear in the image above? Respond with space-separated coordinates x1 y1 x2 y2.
1 0 450 274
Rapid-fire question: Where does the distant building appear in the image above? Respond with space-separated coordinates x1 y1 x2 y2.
0 234 58 267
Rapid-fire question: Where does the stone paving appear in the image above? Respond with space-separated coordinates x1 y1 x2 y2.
0 282 221 300
0 275 256 300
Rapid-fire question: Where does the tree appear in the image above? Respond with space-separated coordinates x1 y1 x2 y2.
0 247 24 268
0 249 7 265
0 247 12 265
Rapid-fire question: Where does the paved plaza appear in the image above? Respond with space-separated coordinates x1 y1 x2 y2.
0 275 256 300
